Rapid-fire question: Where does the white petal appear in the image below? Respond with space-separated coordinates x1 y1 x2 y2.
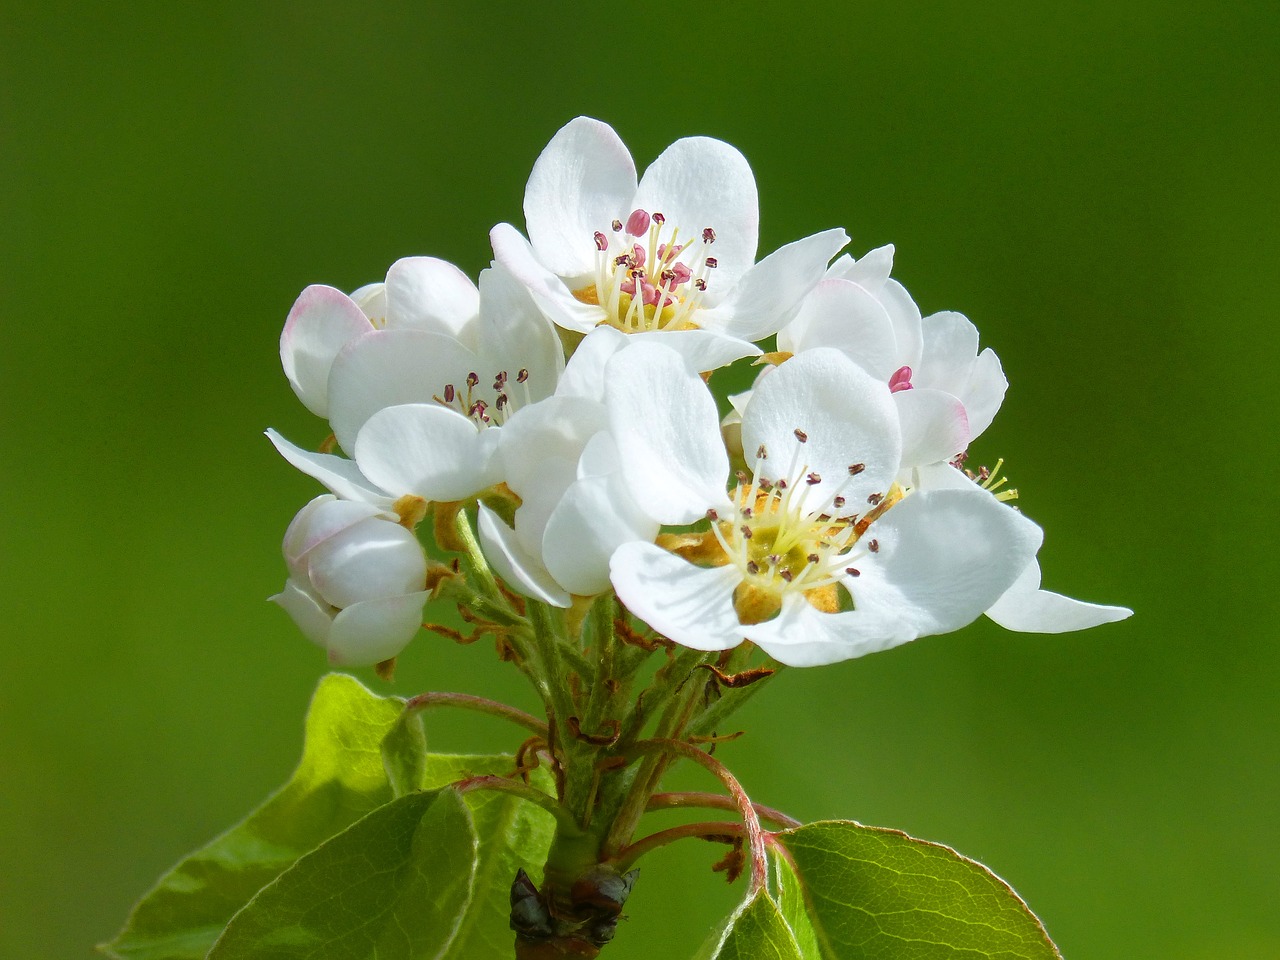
778 278 899 380
851 488 1042 637
327 329 484 453
512 455 580 558
701 229 849 342
631 329 761 372
477 504 571 608
500 395 608 494
556 326 629 401
741 592 912 667
610 543 746 651
893 387 971 468
830 244 895 289
632 136 758 284
282 495 387 572
961 347 1007 441
384 257 480 343
986 561 1132 633
742 348 901 511
354 403 503 502
305 518 427 609
917 311 979 397
605 342 730 524
490 222 606 333
524 117 637 280
878 279 924 369
348 282 386 323
266 429 391 506
271 578 333 648
326 593 429 666
280 285 373 417
477 262 564 405
543 475 659 596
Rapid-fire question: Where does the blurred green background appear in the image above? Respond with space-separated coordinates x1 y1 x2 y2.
2 1 1276 957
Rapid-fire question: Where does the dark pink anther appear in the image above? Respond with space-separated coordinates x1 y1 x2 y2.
702 227 716 243
652 212 666 224
888 365 914 393
594 231 608 251
694 278 707 291
443 384 455 403
658 242 685 261
631 244 647 269
620 277 637 297
671 262 692 285
705 257 718 269
612 219 623 232
625 209 651 235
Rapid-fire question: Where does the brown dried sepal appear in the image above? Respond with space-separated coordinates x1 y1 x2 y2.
696 664 775 689
566 715 621 746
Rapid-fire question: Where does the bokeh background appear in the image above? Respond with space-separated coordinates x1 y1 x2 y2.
3 2 1277 957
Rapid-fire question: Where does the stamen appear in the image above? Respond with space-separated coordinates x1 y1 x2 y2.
794 428 808 443
611 219 623 232
868 539 880 553
867 492 883 506
807 553 820 564
806 472 821 485
652 212 665 224
516 369 529 383
833 496 846 508
705 257 717 269
625 209 650 235
845 567 861 577
466 372 479 388
706 508 719 521
740 525 753 540
702 227 716 243
594 231 608 252
443 384 455 403
848 463 865 475
756 445 768 460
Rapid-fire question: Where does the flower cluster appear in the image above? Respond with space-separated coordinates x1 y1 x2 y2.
269 116 1129 669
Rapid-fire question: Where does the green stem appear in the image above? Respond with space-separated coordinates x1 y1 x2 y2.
451 775 577 829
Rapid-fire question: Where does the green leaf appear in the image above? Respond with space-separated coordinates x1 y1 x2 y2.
100 674 409 960
698 892 806 960
778 821 1063 960
207 789 477 959
382 706 428 797
774 855 823 960
422 755 559 959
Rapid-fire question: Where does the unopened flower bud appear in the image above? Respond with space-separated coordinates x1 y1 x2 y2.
271 495 429 665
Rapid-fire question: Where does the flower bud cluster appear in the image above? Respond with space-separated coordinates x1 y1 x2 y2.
268 116 1129 667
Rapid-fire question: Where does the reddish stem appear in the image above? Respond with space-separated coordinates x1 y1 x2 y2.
646 791 802 829
405 691 548 737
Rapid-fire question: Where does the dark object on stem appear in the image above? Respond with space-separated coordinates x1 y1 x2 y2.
510 865 639 958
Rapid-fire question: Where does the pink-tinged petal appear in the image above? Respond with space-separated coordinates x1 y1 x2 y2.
354 403 503 502
851 488 1042 637
742 348 901 512
271 579 333 648
610 542 746 651
477 262 564 404
280 285 374 417
282 495 386 572
778 278 899 380
633 136 758 284
490 222 607 333
893 387 971 468
543 474 659 597
326 593 429 666
306 519 427 609
384 257 480 343
524 117 637 280
986 561 1132 633
826 243 895 290
326 329 484 453
556 327 629 401
631 328 761 372
477 504 572 608
961 347 1007 441
266 429 392 507
605 342 731 524
741 592 912 667
701 229 849 342
917 311 979 397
